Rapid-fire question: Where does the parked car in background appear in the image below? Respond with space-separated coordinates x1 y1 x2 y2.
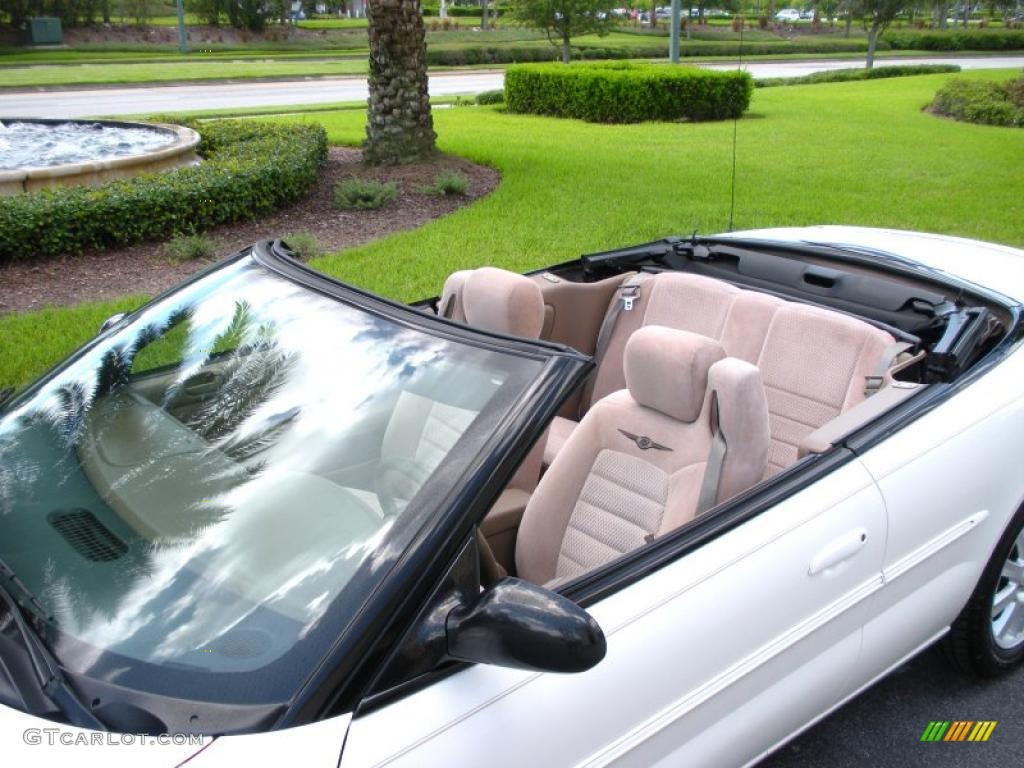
2 226 1024 767
776 8 802 21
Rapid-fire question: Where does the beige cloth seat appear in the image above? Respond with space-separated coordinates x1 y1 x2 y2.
516 326 770 586
547 272 897 476
436 267 546 492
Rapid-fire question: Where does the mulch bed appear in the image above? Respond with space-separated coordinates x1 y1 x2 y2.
0 147 499 315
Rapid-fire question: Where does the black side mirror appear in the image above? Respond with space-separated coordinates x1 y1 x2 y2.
446 577 606 673
99 312 126 334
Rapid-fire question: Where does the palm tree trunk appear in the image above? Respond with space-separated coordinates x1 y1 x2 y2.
561 31 571 63
364 0 437 165
866 24 879 69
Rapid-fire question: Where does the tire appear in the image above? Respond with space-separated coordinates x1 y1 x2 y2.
945 503 1024 677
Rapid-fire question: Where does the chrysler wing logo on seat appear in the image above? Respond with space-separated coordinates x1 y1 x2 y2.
618 429 672 452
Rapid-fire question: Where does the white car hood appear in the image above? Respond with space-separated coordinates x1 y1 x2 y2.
0 700 350 766
719 226 1024 303
0 702 209 766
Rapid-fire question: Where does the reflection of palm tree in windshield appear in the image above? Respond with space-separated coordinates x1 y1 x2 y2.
181 302 299 467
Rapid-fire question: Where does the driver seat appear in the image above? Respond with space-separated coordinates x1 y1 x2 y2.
360 267 548 518
516 326 770 586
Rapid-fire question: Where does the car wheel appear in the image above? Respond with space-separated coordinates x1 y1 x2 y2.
946 504 1024 676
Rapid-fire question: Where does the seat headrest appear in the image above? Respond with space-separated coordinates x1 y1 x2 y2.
443 267 544 339
624 326 726 422
439 270 471 322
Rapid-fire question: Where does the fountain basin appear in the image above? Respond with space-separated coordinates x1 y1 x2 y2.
0 118 201 196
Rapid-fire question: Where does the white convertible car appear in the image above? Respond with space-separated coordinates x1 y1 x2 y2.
1 226 1023 767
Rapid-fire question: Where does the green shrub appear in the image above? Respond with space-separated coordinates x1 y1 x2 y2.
421 169 470 196
884 29 1024 51
0 120 328 262
930 76 1024 127
426 38 872 67
333 178 398 210
505 62 753 123
755 63 962 88
280 233 323 260
476 89 506 105
164 233 216 262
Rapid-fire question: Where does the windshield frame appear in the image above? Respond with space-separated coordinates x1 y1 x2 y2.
0 242 591 733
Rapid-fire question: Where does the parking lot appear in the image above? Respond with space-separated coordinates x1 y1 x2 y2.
765 643 1024 766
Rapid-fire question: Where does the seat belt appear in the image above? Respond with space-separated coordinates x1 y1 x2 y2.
439 291 458 319
864 341 913 397
577 273 646 419
696 391 727 516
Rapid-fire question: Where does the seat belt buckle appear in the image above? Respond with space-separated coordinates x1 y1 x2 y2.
863 374 884 396
621 286 639 311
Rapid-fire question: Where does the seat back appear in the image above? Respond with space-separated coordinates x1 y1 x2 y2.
580 272 895 476
432 267 546 491
516 327 769 585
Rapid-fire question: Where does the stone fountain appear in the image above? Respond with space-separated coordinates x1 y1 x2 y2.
0 118 200 196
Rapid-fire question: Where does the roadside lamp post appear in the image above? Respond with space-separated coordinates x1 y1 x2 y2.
670 0 681 62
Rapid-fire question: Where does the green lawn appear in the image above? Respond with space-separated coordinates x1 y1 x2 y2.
300 68 1024 302
1 69 1021 391
0 58 368 86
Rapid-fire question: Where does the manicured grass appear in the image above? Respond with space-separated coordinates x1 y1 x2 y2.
120 94 474 120
1 69 1021 390
0 297 148 393
0 58 368 87
295 69 1023 304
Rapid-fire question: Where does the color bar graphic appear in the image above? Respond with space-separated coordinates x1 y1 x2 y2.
920 720 996 742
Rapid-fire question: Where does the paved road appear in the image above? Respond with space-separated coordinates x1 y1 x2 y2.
3 55 1022 118
762 642 1024 767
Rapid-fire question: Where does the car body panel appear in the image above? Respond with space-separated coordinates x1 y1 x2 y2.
722 226 1024 302
341 459 887 768
856 342 1024 682
0 701 210 766
188 713 351 767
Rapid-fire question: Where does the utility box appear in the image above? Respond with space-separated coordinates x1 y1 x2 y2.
26 17 63 45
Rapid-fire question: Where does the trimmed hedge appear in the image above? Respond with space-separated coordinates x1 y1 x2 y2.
426 39 870 66
755 63 962 88
505 62 753 123
0 120 328 262
884 29 1024 51
930 76 1024 127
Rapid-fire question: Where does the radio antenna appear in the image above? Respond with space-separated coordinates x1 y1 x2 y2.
727 23 744 232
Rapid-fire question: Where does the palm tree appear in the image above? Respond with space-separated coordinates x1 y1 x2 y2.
364 0 437 165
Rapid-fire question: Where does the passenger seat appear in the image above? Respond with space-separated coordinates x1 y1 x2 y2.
545 272 901 476
516 326 770 586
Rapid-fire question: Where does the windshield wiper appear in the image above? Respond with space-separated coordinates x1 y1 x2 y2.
0 561 106 731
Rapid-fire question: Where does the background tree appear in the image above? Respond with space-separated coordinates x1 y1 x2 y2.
862 0 908 68
364 0 437 164
511 0 617 63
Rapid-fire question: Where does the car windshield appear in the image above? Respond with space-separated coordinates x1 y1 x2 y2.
0 254 545 710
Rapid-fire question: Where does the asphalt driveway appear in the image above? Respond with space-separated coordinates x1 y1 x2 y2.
762 642 1024 767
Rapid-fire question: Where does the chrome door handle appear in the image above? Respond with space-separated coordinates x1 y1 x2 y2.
809 529 868 576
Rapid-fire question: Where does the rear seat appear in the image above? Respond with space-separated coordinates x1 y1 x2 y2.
546 272 903 476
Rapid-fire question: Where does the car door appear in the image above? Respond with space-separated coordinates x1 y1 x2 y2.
854 348 1024 684
340 456 886 768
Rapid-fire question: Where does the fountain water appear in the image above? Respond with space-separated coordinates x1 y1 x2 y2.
0 118 201 196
